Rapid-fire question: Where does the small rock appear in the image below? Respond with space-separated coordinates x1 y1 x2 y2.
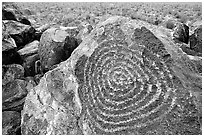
23 54 40 77
2 33 17 51
3 20 36 48
189 25 202 53
2 8 18 21
2 48 23 65
2 111 21 135
17 40 39 58
2 79 28 112
173 23 189 44
2 64 25 86
180 44 201 57
18 16 31 25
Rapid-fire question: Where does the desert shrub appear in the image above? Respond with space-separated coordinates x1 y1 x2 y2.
166 19 175 29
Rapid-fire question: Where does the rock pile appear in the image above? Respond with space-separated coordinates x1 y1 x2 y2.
2 3 82 135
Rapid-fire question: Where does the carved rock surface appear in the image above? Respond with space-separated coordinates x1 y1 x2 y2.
22 16 202 135
2 111 21 135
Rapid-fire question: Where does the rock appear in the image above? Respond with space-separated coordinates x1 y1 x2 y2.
17 40 39 58
2 33 17 51
2 79 28 112
23 54 40 77
33 74 44 85
2 8 18 21
2 64 25 86
76 24 93 42
189 25 202 53
38 28 70 72
18 16 31 25
22 16 201 135
180 44 201 57
173 23 189 44
34 24 52 41
2 111 21 135
2 48 23 65
3 20 36 48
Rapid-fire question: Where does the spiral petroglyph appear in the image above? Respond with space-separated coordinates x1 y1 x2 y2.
74 25 179 134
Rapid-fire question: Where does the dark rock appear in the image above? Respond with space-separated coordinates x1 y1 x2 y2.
18 16 31 25
2 48 23 65
21 16 201 135
2 111 21 135
3 20 36 48
17 40 39 58
2 79 28 112
38 28 70 72
2 64 25 86
189 25 202 53
23 54 40 77
64 36 80 58
180 44 201 57
2 8 18 21
173 23 189 44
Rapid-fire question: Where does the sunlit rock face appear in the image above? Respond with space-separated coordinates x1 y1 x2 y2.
21 16 202 135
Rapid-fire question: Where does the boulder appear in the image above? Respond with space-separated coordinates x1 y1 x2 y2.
2 79 28 112
2 111 21 135
17 40 39 58
2 64 25 86
3 20 36 48
38 28 71 72
173 23 189 44
23 54 40 77
189 25 202 53
22 16 202 135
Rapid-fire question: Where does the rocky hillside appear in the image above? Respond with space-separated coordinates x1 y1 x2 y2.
2 2 202 135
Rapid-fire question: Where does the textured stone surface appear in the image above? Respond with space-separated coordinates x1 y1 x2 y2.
189 25 202 54
38 28 69 72
3 20 36 48
2 64 25 86
173 23 189 44
22 16 202 135
2 79 28 112
2 111 21 135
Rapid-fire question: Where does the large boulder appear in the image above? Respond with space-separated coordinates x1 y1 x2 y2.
3 20 36 48
2 111 21 135
173 23 189 44
2 64 25 86
22 16 202 135
2 79 28 112
38 28 80 73
189 25 202 54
